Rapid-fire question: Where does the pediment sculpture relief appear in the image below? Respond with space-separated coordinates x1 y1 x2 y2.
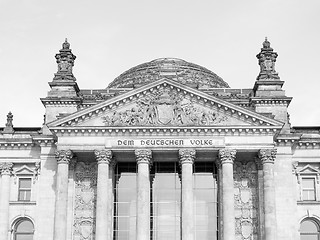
102 89 228 126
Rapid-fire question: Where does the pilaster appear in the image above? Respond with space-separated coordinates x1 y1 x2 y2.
0 162 13 240
258 148 277 240
53 149 73 240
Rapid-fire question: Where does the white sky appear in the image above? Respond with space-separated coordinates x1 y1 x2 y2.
0 0 319 127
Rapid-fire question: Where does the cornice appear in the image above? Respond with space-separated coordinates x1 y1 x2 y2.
0 141 34 149
50 125 280 137
32 135 57 146
40 98 82 106
250 97 292 106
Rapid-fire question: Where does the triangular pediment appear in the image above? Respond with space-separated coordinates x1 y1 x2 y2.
48 79 283 129
297 165 320 175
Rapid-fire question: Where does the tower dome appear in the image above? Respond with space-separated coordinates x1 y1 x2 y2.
108 58 229 89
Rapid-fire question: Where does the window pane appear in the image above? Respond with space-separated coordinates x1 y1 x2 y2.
302 179 315 188
16 220 33 232
114 163 137 240
301 220 319 233
300 235 318 240
19 179 32 188
19 190 31 201
16 234 33 240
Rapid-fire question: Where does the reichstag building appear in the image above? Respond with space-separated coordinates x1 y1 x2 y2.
0 38 319 240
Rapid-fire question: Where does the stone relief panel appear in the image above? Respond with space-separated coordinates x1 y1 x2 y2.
73 162 97 240
234 161 259 240
102 88 241 127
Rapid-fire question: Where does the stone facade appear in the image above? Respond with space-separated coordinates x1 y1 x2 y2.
0 38 319 240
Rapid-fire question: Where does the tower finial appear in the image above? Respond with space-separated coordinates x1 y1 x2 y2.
3 112 14 134
256 37 279 80
53 39 76 81
62 38 70 50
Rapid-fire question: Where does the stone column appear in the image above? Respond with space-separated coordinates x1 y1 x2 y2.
258 149 277 240
179 149 196 240
0 162 13 240
135 149 152 240
53 150 73 240
108 160 116 240
218 149 237 240
94 149 113 240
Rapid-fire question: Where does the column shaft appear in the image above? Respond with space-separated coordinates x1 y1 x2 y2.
53 150 73 240
259 149 277 240
135 149 152 240
0 163 13 240
95 149 113 240
218 149 236 240
179 149 196 240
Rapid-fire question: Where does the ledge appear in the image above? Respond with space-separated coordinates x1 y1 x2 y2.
9 201 36 205
297 201 320 205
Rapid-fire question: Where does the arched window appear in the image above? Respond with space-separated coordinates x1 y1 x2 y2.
300 218 320 240
13 218 34 240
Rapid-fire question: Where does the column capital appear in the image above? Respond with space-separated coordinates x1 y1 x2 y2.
218 148 237 165
0 162 13 175
135 149 152 164
94 149 113 164
55 150 74 164
179 149 196 165
258 148 277 164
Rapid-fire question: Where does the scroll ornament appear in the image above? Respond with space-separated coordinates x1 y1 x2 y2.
94 149 113 164
218 149 237 164
258 149 277 164
55 150 74 164
179 149 196 165
135 149 152 164
0 162 13 175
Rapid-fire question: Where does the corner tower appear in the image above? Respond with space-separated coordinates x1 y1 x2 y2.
251 38 292 132
41 39 81 129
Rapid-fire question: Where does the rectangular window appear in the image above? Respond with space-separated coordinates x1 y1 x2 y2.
114 163 137 240
18 178 32 201
302 178 316 201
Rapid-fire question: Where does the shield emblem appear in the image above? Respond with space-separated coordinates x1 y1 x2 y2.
80 221 93 239
156 104 174 125
241 221 253 238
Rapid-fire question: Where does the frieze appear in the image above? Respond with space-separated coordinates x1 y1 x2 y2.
73 162 97 240
234 161 258 240
102 88 228 127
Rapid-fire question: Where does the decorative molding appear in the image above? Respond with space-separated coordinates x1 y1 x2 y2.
3 111 14 133
0 142 34 149
73 161 97 240
234 161 258 239
94 149 113 164
13 164 40 184
55 150 73 164
135 149 152 164
218 149 237 164
293 164 320 184
0 162 14 175
258 149 277 164
102 88 229 127
179 149 196 165
51 126 280 136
